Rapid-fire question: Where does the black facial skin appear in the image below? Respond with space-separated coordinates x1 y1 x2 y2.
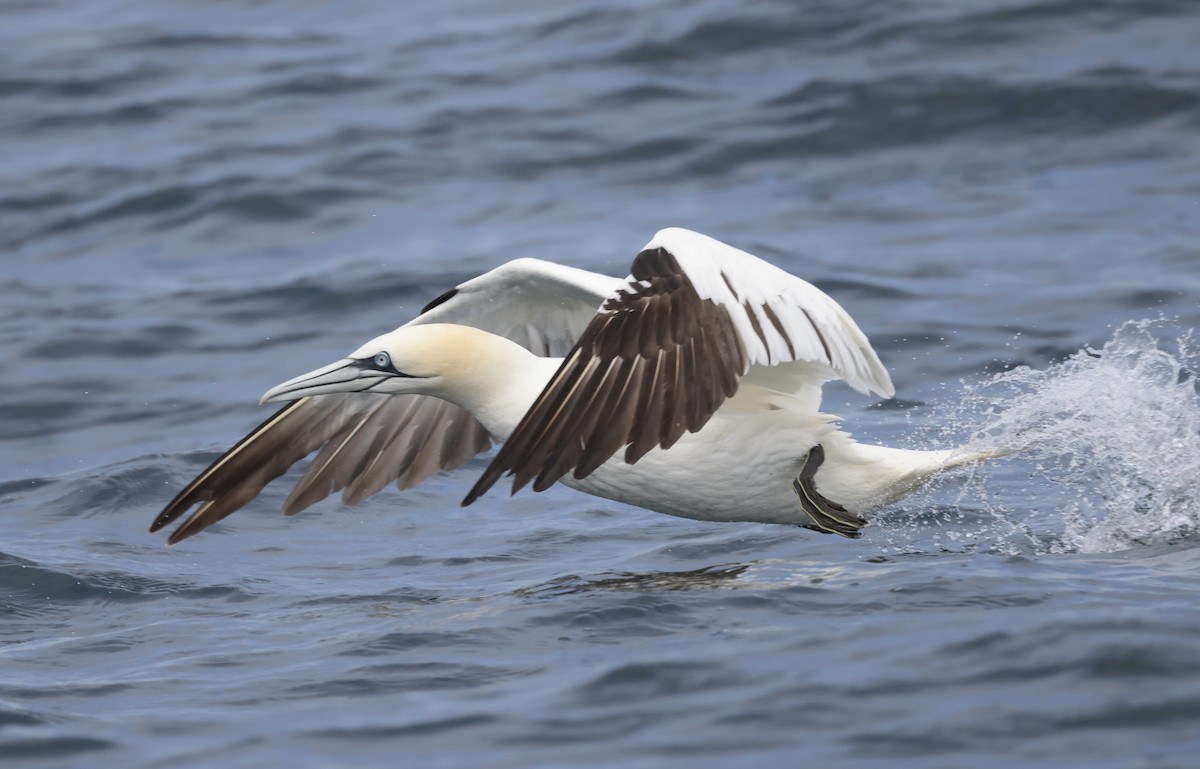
354 351 413 378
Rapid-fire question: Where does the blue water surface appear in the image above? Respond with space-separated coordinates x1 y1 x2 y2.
3 1 1200 767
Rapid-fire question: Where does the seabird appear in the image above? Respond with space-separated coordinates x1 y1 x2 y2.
151 227 988 544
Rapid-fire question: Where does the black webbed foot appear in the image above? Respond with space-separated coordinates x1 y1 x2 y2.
793 445 867 538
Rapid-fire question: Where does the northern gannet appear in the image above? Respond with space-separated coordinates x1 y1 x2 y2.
151 227 985 544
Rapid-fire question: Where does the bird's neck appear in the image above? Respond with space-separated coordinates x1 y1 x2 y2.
434 332 562 440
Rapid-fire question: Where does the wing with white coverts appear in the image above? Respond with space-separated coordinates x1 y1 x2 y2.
152 258 617 543
464 228 894 503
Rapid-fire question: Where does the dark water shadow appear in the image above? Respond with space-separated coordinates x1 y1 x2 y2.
513 562 751 599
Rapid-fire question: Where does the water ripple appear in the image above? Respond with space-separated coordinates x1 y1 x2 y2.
2 1 1199 767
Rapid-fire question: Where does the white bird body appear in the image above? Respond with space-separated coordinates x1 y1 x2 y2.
565 403 842 526
152 228 984 544
398 324 960 526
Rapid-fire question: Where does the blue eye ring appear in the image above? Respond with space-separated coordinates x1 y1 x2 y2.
372 352 392 370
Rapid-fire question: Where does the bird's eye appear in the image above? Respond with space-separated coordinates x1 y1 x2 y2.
372 352 392 370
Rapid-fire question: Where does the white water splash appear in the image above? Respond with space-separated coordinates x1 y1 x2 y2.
927 320 1200 554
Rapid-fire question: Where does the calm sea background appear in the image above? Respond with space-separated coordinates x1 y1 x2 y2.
3 1 1200 767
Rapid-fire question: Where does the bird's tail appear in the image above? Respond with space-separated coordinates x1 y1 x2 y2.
938 442 1022 471
851 441 1021 510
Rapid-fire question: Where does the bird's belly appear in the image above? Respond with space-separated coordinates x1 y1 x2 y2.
559 417 817 525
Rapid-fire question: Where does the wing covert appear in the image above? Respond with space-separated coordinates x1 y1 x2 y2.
464 245 749 504
463 228 894 505
153 258 619 543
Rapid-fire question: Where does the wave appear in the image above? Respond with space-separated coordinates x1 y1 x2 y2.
921 319 1200 554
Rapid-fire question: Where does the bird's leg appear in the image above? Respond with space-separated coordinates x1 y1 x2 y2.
793 445 867 538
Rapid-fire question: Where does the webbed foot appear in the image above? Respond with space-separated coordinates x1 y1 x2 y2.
793 445 867 538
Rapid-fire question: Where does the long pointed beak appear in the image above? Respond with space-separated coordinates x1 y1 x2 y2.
260 359 386 404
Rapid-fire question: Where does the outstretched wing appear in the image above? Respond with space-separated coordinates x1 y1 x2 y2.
153 258 618 544
152 394 491 544
463 227 894 504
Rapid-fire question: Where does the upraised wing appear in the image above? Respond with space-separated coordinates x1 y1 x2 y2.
463 227 893 504
152 258 617 544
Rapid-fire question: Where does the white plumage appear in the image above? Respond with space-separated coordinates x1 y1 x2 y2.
152 228 986 545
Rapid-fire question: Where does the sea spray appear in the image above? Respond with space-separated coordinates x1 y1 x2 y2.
899 320 1200 555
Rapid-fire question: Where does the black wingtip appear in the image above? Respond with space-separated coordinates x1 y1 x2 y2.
461 480 487 507
420 287 459 315
164 512 208 545
148 504 183 533
462 467 532 507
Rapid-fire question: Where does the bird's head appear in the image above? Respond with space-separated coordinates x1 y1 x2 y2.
259 323 496 404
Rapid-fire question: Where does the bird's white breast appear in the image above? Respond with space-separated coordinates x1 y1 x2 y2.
560 403 832 526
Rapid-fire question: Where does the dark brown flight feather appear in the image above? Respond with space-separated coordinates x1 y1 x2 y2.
463 246 749 505
152 393 492 544
152 255 616 544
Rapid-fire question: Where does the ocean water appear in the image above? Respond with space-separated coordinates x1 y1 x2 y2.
3 1 1200 767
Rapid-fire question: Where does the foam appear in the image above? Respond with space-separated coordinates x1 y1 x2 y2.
904 320 1200 554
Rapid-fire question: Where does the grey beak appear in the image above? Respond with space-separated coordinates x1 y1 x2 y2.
260 359 385 404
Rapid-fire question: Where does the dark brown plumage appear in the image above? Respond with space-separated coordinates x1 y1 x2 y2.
151 393 491 545
462 247 749 505
149 227 902 545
